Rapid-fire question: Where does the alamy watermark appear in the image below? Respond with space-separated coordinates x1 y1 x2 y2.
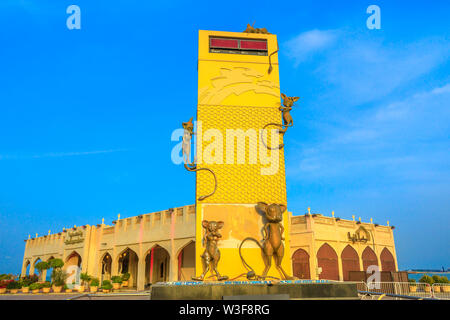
66 5 81 30
171 121 281 176
366 5 381 30
366 265 381 289
65 265 81 288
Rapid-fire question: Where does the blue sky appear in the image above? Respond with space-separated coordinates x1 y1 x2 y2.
0 0 448 273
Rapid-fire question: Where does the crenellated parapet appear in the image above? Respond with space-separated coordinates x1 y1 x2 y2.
21 205 197 288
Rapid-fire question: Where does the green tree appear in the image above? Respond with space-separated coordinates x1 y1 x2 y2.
419 275 434 285
51 269 68 287
80 273 91 288
34 261 50 281
48 258 64 270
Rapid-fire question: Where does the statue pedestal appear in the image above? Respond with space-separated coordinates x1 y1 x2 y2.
150 280 359 300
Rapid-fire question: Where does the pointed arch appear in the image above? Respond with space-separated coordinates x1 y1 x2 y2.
362 246 378 272
65 251 82 266
341 245 360 281
23 260 31 276
116 247 139 260
380 248 396 271
144 245 170 284
63 251 82 285
292 248 310 279
116 248 139 288
317 243 339 280
100 252 113 282
99 251 113 263
31 257 44 279
33 257 42 266
45 256 55 282
177 241 195 281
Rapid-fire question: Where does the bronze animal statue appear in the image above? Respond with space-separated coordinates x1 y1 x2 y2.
182 117 194 163
243 23 278 74
182 117 217 201
239 202 293 280
243 23 271 34
192 220 229 281
261 93 300 150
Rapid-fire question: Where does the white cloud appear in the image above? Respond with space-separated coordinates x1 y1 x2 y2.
375 83 450 123
322 39 449 106
284 29 450 105
284 29 340 65
431 83 450 95
287 83 450 183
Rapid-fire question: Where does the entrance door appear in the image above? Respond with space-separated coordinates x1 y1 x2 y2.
317 244 339 280
292 249 310 279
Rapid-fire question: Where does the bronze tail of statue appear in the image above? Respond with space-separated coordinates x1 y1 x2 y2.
260 122 293 150
237 202 295 281
182 117 217 201
184 163 217 201
268 49 279 74
238 237 281 281
267 41 279 74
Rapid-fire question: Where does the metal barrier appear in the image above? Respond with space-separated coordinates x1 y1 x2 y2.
358 290 437 300
359 282 432 300
432 283 450 300
354 281 368 292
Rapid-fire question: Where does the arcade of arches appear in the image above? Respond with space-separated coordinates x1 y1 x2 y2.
22 205 399 289
292 244 396 281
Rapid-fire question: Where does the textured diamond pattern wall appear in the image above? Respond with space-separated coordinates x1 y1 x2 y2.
196 104 287 204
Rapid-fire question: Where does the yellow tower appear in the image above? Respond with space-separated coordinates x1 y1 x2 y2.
195 29 292 280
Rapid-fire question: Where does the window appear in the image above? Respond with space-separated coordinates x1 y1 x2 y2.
209 37 268 56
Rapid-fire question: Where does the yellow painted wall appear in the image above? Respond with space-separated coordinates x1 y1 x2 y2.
195 30 292 280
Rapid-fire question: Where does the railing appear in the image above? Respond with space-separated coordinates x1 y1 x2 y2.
358 290 437 300
432 283 450 300
354 281 368 292
357 282 433 300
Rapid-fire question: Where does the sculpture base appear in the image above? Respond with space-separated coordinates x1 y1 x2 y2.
150 280 359 300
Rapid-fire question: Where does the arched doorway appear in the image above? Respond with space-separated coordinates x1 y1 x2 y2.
33 258 41 271
23 260 31 277
178 242 195 281
341 245 360 281
45 256 55 282
117 248 139 288
64 251 82 286
64 251 82 269
380 248 395 271
100 253 112 283
362 247 378 272
317 243 339 280
32 258 42 279
145 245 170 284
292 248 310 279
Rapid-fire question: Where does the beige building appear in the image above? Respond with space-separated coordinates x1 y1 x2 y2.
21 205 398 290
290 212 398 281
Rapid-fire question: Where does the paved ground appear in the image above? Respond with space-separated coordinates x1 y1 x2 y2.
3 292 438 300
0 292 151 300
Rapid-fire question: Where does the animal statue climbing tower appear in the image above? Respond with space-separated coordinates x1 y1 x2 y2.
192 29 293 280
